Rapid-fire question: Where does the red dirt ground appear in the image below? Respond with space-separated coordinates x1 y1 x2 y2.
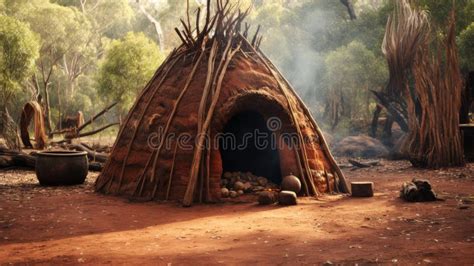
1 159 473 265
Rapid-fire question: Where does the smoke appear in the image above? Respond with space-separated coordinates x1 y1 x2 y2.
258 3 342 113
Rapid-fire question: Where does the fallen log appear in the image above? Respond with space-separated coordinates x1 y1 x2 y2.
0 149 36 168
89 161 104 172
0 149 104 172
62 143 109 163
348 159 381 168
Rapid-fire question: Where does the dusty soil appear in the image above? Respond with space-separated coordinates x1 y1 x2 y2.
1 160 473 265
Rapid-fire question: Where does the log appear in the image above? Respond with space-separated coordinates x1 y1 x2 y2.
0 149 36 168
348 159 381 168
0 149 103 172
64 143 109 163
351 182 374 197
88 162 104 172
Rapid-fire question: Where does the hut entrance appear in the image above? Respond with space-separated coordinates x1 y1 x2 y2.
219 110 282 184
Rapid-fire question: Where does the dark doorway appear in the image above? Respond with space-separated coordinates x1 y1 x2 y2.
219 111 282 184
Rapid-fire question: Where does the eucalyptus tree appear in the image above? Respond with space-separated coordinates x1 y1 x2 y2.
0 15 39 149
97 32 164 114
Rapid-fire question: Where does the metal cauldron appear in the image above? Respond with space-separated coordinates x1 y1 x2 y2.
35 150 88 186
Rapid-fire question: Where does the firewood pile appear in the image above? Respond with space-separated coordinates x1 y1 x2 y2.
220 171 279 199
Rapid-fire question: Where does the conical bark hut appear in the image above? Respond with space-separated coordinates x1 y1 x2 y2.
95 0 349 206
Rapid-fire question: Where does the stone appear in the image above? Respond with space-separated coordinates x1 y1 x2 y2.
258 191 277 205
229 190 238 198
253 186 265 192
278 191 297 205
281 174 302 193
234 181 245 191
223 172 232 179
243 182 252 192
351 182 374 197
237 190 244 195
257 177 268 186
221 188 229 198
333 136 389 158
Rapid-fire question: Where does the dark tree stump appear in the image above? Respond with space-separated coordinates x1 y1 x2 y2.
351 182 374 197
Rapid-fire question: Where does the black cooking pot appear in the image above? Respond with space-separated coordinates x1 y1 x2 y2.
35 150 88 186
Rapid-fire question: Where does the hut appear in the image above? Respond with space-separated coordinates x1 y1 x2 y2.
95 0 349 206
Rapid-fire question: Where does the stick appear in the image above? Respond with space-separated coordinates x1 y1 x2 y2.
165 142 179 201
324 170 332 193
150 44 207 199
256 45 350 193
75 123 119 138
293 140 310 196
77 102 118 133
205 128 211 201
65 143 109 163
183 42 241 207
241 35 318 196
95 49 178 191
114 54 182 193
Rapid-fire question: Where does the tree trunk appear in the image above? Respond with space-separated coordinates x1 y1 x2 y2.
57 80 62 131
43 84 53 137
382 116 394 146
370 104 382 137
0 107 21 151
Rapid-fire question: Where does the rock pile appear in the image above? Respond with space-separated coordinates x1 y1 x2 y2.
220 171 278 198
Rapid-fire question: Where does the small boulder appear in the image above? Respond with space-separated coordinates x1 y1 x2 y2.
258 191 277 205
237 190 244 195
333 135 389 158
221 187 229 198
257 177 268 186
234 181 245 191
229 190 238 198
242 182 252 192
253 186 265 192
281 174 302 193
278 191 297 206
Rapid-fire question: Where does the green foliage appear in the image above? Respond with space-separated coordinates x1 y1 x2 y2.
459 22 474 71
0 0 469 138
97 32 164 113
53 0 134 38
324 41 387 123
22 4 92 61
0 15 39 106
418 0 474 34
